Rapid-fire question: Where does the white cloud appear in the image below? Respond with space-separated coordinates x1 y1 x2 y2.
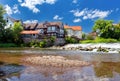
13 4 20 14
73 18 81 23
45 0 57 4
53 15 63 20
24 20 38 23
70 8 112 20
83 16 87 20
72 0 77 3
4 5 13 15
18 0 22 3
70 9 86 17
4 4 20 15
20 0 57 13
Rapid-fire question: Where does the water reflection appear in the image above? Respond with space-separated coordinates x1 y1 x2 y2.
6 65 120 81
94 62 120 77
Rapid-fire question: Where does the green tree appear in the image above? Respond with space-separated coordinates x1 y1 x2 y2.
3 27 14 43
113 23 120 40
12 21 23 44
93 19 114 39
0 5 6 43
82 32 86 40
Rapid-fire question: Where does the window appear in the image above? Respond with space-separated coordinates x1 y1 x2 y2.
47 26 56 32
52 26 55 31
39 29 44 34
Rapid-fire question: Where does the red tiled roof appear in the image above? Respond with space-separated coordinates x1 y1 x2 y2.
64 25 82 31
71 26 82 31
64 25 70 29
20 30 39 34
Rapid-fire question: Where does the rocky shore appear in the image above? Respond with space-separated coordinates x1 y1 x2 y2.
23 55 90 67
50 43 120 53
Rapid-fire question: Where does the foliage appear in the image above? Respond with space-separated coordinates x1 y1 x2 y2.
2 27 14 43
64 29 67 36
93 19 120 40
24 37 56 48
0 5 6 43
50 36 56 43
113 23 120 39
26 40 47 48
65 36 78 44
82 32 86 40
39 40 47 48
29 40 38 47
81 37 118 44
12 22 23 44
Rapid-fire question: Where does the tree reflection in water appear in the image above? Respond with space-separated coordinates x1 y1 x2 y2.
94 62 120 77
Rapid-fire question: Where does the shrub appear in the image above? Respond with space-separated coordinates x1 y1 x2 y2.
28 40 39 47
65 36 78 44
50 36 56 43
39 40 47 48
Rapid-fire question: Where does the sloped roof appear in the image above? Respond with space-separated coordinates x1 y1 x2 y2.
36 22 63 29
64 25 82 31
20 30 39 34
71 26 82 31
37 23 46 29
64 25 70 29
23 23 38 29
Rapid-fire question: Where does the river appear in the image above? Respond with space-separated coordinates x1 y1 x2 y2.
0 48 120 81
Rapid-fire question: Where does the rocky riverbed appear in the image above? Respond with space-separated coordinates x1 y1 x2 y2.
50 43 120 53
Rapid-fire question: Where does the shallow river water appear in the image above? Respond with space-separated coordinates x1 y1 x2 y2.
0 48 120 81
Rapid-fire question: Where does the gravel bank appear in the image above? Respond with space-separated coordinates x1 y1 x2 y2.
23 55 90 67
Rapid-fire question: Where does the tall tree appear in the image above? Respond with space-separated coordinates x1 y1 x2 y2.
93 19 114 39
0 5 6 42
12 21 23 44
113 23 120 40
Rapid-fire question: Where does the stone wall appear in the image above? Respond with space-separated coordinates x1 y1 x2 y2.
22 38 65 46
54 38 65 46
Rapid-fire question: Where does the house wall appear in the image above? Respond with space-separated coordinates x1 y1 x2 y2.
66 29 82 39
73 30 82 39
66 29 74 37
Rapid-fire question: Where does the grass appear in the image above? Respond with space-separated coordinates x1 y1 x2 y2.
0 43 18 47
80 37 119 44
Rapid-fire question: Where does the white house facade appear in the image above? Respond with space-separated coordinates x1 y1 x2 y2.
64 25 82 39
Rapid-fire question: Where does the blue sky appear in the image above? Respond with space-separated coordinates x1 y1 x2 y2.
0 0 120 33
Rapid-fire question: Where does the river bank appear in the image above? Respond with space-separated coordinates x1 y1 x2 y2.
50 43 120 53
